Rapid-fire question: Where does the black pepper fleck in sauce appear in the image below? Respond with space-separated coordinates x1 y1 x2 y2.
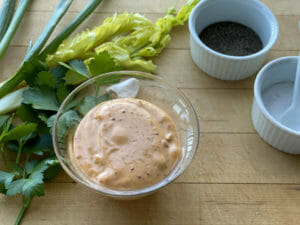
199 21 263 56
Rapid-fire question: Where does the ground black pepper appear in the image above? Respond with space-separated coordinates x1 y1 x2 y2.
199 21 263 56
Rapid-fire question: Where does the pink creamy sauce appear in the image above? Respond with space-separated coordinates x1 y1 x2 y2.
72 98 180 190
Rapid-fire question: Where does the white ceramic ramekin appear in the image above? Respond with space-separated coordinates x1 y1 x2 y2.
189 0 278 80
252 56 300 154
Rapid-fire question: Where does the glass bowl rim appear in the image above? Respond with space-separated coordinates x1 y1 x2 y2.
52 70 200 198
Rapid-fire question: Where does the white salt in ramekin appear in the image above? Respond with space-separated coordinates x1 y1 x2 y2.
252 56 300 154
189 0 278 80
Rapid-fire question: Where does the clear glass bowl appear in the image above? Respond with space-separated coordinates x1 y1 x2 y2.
52 71 199 199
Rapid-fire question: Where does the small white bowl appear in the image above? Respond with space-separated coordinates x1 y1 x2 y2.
252 56 300 154
189 0 278 80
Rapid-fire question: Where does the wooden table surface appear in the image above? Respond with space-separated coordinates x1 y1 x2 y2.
1 0 300 224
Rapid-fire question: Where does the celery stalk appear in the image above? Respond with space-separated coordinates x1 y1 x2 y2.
45 12 153 67
0 0 16 41
0 0 31 60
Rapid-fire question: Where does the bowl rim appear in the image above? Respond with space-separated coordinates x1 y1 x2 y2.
254 56 300 136
52 70 200 198
188 0 279 61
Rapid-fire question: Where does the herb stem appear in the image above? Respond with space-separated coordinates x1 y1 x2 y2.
14 196 32 225
0 144 9 170
16 143 23 165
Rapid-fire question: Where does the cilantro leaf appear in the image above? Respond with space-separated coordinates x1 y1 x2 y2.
57 110 81 143
4 123 37 144
38 113 48 124
50 65 68 84
16 105 49 134
22 157 59 197
22 59 48 86
87 51 122 77
16 104 38 123
6 179 25 196
69 60 89 77
36 71 57 88
11 163 23 175
0 115 9 128
77 94 109 116
0 115 12 137
46 114 56 130
43 164 60 182
64 70 88 85
23 183 44 197
65 99 78 110
25 160 38 174
56 83 70 103
23 87 60 111
96 75 122 86
23 134 52 156
60 60 89 85
0 171 16 187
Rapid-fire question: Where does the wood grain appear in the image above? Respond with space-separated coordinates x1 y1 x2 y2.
0 0 300 224
1 183 300 225
49 133 300 184
14 0 300 16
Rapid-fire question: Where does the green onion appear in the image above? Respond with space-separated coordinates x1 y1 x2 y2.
0 0 16 41
24 0 73 61
0 0 103 98
0 0 31 60
0 87 27 115
40 0 104 60
0 0 73 98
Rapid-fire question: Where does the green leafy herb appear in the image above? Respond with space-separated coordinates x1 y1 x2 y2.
3 123 37 143
56 110 81 142
16 104 38 123
23 134 52 156
64 70 88 85
69 59 89 76
25 160 38 174
60 60 90 85
56 84 70 104
6 179 26 196
77 94 109 116
36 71 57 88
50 65 68 83
0 115 9 128
87 51 122 77
0 171 16 187
23 87 60 111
